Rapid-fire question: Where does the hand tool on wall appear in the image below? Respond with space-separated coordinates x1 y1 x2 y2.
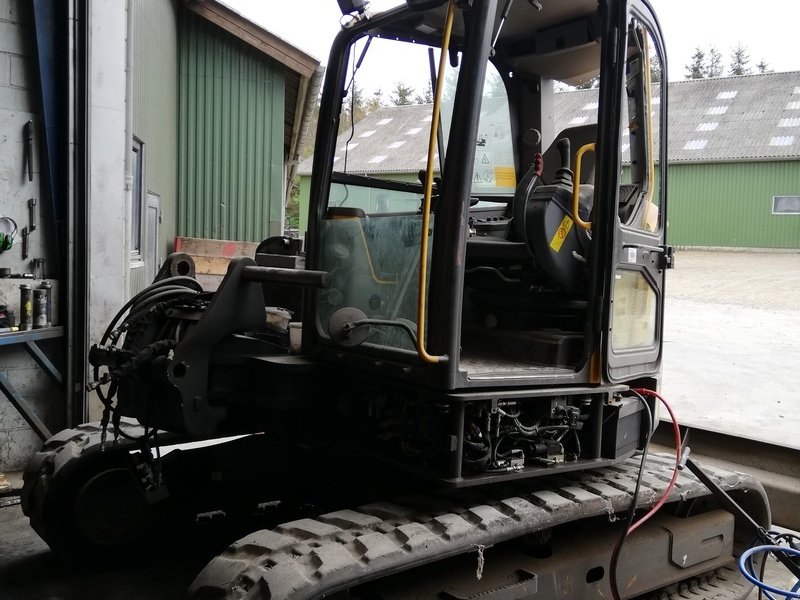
21 227 29 260
23 120 34 182
28 198 37 232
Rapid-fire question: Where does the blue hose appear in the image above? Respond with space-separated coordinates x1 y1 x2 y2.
738 544 800 600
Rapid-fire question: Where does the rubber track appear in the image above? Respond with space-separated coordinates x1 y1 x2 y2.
643 565 751 600
189 455 769 600
21 419 155 543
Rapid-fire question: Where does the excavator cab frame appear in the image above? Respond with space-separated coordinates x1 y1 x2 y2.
302 0 670 393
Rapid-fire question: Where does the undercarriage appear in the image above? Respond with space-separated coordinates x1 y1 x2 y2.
22 419 770 599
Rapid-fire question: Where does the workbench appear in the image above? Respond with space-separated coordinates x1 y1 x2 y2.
0 326 63 440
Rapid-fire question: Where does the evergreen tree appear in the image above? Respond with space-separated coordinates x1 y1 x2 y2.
338 83 367 134
649 54 662 83
706 47 723 78
485 70 507 97
729 43 751 76
574 76 599 90
366 88 384 113
685 47 706 79
390 82 415 106
414 82 434 104
756 59 771 74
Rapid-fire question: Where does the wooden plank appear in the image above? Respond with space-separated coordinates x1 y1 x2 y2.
192 255 235 276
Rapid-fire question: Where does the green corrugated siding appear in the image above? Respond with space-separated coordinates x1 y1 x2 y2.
178 9 285 242
669 161 800 248
133 0 178 256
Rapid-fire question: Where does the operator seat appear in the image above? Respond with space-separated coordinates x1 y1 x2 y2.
467 124 596 293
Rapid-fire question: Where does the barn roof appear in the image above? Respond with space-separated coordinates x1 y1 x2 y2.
298 71 800 175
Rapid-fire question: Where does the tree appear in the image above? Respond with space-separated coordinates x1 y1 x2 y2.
706 47 723 78
649 54 662 83
485 70 507 97
414 82 433 104
574 76 599 90
729 43 751 76
756 59 771 74
338 82 368 134
390 82 415 106
685 47 706 79
366 88 384 113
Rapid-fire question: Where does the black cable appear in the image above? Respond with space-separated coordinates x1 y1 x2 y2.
609 390 653 600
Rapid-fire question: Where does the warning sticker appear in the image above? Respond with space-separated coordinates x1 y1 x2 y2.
494 166 516 187
549 214 575 252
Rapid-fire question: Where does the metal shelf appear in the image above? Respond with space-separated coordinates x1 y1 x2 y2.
0 326 64 440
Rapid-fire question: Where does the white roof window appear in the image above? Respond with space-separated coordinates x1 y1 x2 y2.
770 136 795 146
683 139 708 150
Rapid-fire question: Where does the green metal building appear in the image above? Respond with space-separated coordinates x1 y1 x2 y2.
299 72 800 249
131 0 320 292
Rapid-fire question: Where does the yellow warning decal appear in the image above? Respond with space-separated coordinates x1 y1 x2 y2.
494 166 516 187
549 214 574 252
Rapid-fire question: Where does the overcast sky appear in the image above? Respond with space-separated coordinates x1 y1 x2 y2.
224 0 800 94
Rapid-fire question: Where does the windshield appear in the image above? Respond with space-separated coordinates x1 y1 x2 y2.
325 36 517 207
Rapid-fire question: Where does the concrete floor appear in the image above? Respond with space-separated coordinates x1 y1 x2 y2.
662 250 800 449
0 502 209 599
1 249 798 597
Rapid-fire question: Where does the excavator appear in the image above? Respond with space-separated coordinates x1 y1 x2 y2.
21 0 784 598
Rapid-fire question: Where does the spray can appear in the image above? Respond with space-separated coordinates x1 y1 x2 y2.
39 281 52 327
19 284 32 330
33 289 47 329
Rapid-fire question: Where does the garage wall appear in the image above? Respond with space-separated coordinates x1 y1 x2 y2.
0 1 62 470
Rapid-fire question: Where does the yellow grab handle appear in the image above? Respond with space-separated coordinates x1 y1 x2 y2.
572 142 596 231
415 0 456 364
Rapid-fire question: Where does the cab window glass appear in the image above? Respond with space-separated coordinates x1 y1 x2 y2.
619 20 663 233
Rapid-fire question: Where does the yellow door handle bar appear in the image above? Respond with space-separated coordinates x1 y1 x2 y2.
572 142 596 231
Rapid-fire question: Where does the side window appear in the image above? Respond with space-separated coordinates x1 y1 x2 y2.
619 20 663 233
131 139 144 256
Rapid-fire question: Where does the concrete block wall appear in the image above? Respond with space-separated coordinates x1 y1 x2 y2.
0 0 63 471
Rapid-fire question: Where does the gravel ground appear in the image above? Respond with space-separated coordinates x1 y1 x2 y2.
661 249 800 449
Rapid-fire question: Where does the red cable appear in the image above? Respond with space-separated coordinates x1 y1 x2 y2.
629 388 682 534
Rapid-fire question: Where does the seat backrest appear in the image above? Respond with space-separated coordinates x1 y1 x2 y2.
541 124 597 185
